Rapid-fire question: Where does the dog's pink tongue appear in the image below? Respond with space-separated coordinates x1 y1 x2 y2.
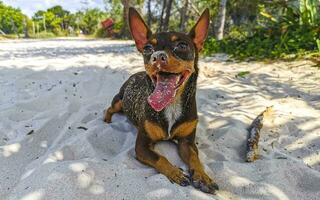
148 74 179 112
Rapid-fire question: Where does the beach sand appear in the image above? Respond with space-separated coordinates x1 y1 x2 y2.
0 39 319 200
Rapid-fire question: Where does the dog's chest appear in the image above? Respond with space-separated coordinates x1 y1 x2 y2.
164 100 182 136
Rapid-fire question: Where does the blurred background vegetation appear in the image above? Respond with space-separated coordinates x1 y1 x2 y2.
0 0 319 60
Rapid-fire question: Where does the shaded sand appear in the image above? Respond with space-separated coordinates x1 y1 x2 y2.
0 39 319 200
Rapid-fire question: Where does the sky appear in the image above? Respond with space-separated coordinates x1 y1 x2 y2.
2 0 106 17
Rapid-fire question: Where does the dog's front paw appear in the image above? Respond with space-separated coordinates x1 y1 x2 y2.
166 167 190 187
190 169 219 194
103 108 112 123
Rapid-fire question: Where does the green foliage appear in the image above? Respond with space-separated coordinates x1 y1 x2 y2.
235 71 250 78
29 5 107 37
94 27 107 38
204 0 320 60
104 0 122 31
30 31 56 38
1 0 319 62
33 6 74 35
0 0 109 38
300 0 318 25
0 1 26 34
77 8 106 35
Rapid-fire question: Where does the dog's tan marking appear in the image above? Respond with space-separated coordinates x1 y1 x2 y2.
178 139 217 191
145 53 194 75
155 157 174 174
150 38 157 45
104 100 122 123
171 35 178 41
172 119 198 138
144 120 166 141
166 52 195 73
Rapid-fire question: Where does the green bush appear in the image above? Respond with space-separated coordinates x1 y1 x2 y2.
0 1 26 34
29 31 56 38
94 27 107 38
204 26 319 60
204 1 320 60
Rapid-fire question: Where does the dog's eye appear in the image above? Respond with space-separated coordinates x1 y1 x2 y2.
175 42 189 52
143 45 154 55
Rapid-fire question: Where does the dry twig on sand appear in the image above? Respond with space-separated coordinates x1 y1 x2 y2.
246 106 274 162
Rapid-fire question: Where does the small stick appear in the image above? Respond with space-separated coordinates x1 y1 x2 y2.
246 106 274 162
27 130 34 135
77 126 88 131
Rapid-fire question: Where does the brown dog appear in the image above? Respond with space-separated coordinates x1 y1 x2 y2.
104 7 219 194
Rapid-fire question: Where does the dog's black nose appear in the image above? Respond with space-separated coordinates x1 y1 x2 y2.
151 51 168 67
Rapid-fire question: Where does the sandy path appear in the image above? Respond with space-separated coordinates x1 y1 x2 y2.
0 38 319 200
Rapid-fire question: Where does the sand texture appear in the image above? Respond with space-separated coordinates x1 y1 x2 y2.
0 39 319 200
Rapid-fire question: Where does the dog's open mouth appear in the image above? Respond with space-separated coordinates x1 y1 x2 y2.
147 70 191 112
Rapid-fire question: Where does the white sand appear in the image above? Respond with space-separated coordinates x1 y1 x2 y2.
0 38 319 200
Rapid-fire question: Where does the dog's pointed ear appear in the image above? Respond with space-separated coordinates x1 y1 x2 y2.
188 8 210 51
128 7 152 52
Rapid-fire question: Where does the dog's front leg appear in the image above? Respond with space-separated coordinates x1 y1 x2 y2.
135 130 190 186
178 134 219 194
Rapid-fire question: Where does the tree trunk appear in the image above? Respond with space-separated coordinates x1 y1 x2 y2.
23 17 29 38
179 0 189 32
159 0 167 32
147 0 152 26
214 0 227 40
162 0 174 31
120 0 131 38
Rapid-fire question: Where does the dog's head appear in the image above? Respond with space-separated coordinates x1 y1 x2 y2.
128 7 209 112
